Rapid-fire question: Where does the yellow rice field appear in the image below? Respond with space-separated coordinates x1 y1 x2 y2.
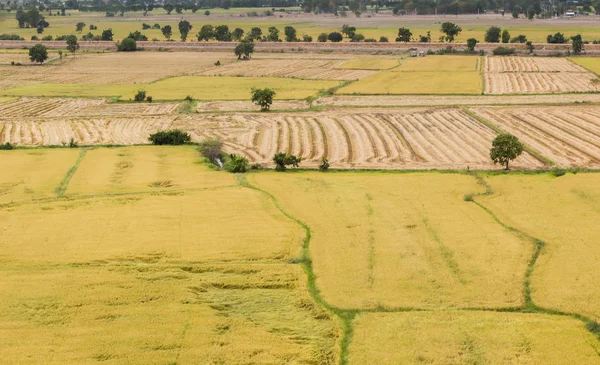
480 173 600 321
570 57 600 75
249 172 531 310
337 71 482 95
393 55 481 72
337 58 400 70
350 311 600 364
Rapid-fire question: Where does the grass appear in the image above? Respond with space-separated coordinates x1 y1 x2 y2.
1 76 340 100
392 55 480 72
337 70 482 95
350 311 600 364
248 172 532 310
336 58 400 70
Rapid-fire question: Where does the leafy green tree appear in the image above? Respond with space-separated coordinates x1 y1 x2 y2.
65 35 79 56
317 33 328 42
149 130 191 145
118 37 137 51
101 28 113 41
510 35 527 43
466 38 478 51
485 26 501 43
76 22 85 32
197 25 214 41
134 90 146 101
178 20 192 41
160 25 172 40
341 24 356 38
319 158 330 171
302 34 313 42
214 25 231 41
266 26 280 41
526 41 534 53
251 87 275 111
234 38 254 59
232 28 244 41
328 32 343 42
379 36 389 42
440 22 461 42
490 134 524 170
127 31 147 41
284 26 297 42
163 4 174 14
571 34 584 54
273 152 301 171
249 27 262 41
396 27 412 42
501 29 510 43
29 44 48 64
547 32 566 44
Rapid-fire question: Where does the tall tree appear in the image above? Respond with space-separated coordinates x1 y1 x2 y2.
490 134 524 170
178 20 192 41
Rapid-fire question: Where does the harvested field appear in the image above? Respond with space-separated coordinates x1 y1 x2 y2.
197 100 308 112
200 59 377 80
0 98 105 118
484 72 597 94
470 105 600 167
249 172 532 309
337 71 482 95
483 56 596 94
0 149 79 204
481 173 600 321
350 311 600 364
0 52 59 65
485 56 587 73
317 93 600 107
0 107 543 169
0 116 176 145
393 55 481 72
337 58 400 70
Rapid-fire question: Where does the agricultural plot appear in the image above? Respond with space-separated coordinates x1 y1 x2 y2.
392 55 481 72
1 76 340 100
249 172 532 309
200 59 377 80
177 108 541 170
470 105 600 167
571 57 600 75
480 173 600 321
65 146 236 195
0 149 79 204
0 52 59 65
350 311 600 364
197 100 308 112
337 71 482 95
484 56 596 94
337 58 400 70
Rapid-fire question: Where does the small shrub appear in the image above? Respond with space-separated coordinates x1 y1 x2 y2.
319 158 330 171
492 46 515 55
379 36 389 42
223 154 249 173
118 37 137 51
586 321 600 335
68 138 78 148
146 96 153 103
250 163 263 170
317 33 328 42
214 60 221 66
148 129 191 145
134 90 146 102
273 152 301 171
463 193 474 202
184 95 194 102
551 168 566 177
0 142 14 150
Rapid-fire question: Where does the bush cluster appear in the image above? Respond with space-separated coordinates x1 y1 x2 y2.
148 130 191 145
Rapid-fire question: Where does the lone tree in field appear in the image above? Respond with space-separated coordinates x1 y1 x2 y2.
65 35 79 57
273 152 301 171
161 25 172 40
234 38 254 60
76 22 86 33
118 37 137 51
501 29 510 43
440 22 461 42
101 28 113 41
251 87 275 111
198 137 223 163
29 44 48 64
571 34 584 55
178 20 193 41
466 38 478 51
490 134 524 170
